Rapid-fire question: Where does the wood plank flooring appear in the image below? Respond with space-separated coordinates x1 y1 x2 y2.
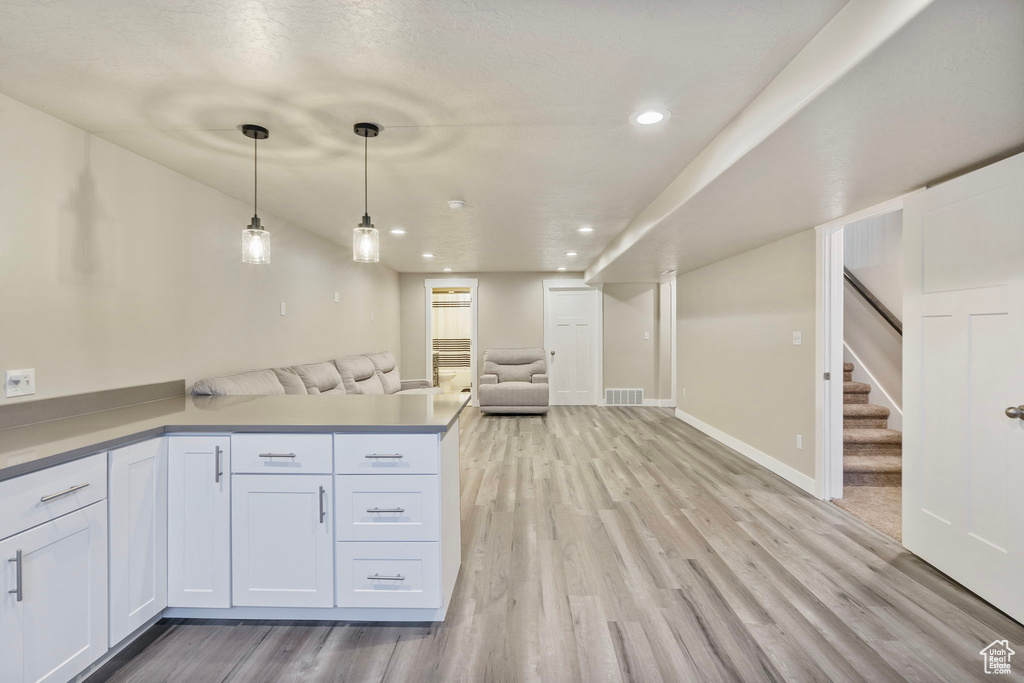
89 407 1024 682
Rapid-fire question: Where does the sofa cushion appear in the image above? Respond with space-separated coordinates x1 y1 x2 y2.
272 367 308 395
191 369 285 396
335 355 385 395
483 347 546 383
367 351 402 394
479 380 549 407
293 361 345 394
396 387 444 395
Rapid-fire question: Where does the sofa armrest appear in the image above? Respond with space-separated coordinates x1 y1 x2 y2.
480 374 498 385
400 378 431 391
532 374 548 384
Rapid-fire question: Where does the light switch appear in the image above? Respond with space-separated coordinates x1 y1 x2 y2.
5 369 35 398
644 331 650 340
334 292 340 303
370 311 375 321
792 331 802 345
280 302 287 316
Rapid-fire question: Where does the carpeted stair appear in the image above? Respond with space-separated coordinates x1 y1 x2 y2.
843 362 901 486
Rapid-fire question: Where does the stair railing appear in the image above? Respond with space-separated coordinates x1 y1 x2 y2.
843 268 902 336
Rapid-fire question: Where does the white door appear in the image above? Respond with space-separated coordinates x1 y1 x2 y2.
0 502 108 683
903 151 1024 622
167 436 231 608
109 439 167 645
232 474 334 607
545 284 601 405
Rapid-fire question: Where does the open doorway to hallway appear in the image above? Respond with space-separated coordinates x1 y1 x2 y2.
430 287 474 397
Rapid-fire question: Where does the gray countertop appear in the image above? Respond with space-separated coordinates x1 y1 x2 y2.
0 393 471 482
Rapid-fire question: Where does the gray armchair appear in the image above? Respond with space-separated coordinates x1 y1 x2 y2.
479 347 549 414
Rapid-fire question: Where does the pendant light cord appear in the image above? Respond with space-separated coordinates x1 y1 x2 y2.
254 135 259 215
364 134 368 215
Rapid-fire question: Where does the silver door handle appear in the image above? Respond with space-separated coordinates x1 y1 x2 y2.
367 507 405 514
367 573 405 581
259 453 297 458
1006 405 1024 420
215 445 223 483
40 482 90 503
8 550 22 602
550 350 555 356
319 486 326 524
364 454 403 459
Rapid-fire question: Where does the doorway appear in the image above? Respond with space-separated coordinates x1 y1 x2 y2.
424 278 478 406
543 279 602 406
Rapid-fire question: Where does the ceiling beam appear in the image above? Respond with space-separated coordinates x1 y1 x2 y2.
584 0 935 283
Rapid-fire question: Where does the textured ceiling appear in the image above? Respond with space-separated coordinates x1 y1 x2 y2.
587 0 1024 282
0 0 846 272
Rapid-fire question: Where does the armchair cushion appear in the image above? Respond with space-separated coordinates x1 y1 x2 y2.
335 355 385 395
479 374 498 385
479 381 549 408
483 347 547 383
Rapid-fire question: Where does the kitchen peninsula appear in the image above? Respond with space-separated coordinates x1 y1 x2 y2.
0 390 468 683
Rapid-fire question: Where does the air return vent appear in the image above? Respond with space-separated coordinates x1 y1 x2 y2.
605 388 644 406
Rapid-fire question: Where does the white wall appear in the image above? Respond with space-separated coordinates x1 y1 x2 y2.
0 92 400 403
603 283 660 397
844 210 903 318
676 230 817 478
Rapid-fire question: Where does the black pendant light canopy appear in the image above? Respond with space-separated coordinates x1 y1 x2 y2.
353 122 381 263
241 124 271 264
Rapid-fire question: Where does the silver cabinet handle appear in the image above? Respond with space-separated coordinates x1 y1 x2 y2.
367 507 405 514
8 550 22 602
40 482 90 502
367 573 405 581
1006 405 1024 420
215 445 223 483
319 486 326 524
364 454 403 459
259 453 297 458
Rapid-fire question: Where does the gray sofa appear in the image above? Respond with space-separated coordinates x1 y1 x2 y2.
478 347 549 414
191 351 440 396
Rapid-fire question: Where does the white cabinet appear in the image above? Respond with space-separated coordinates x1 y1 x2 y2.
232 474 334 607
167 436 230 608
335 474 439 541
336 541 441 608
108 439 167 645
0 502 108 683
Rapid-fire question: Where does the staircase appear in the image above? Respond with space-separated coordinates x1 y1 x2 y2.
843 362 901 486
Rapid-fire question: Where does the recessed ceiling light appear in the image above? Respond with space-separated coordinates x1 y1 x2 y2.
630 109 671 125
422 253 435 258
578 226 595 233
557 267 567 271
390 228 406 235
448 200 466 210
442 267 453 272
565 251 578 257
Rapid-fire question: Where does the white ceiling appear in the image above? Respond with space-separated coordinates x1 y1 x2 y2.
587 0 1024 282
0 0 847 273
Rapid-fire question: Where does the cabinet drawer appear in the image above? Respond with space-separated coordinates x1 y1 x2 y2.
336 475 439 541
336 541 440 608
0 453 107 541
334 434 439 474
231 434 332 474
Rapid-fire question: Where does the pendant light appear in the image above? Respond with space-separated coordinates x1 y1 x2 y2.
352 122 381 263
240 124 271 265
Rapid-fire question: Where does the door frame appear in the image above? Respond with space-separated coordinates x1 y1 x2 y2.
814 191 921 501
424 278 479 406
542 278 603 406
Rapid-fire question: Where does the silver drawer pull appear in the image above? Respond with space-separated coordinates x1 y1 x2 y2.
259 453 297 458
9 550 22 602
40 482 90 503
364 454 403 459
367 507 405 514
367 573 405 581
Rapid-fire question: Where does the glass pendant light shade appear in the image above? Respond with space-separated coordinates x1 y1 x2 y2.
353 215 379 263
242 216 271 264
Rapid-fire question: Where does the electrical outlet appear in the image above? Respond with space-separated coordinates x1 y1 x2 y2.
792 331 802 345
5 369 36 398
796 434 803 449
334 292 340 303
280 302 287 316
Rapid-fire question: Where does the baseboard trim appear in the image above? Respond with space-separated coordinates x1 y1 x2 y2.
674 409 817 495
644 398 676 407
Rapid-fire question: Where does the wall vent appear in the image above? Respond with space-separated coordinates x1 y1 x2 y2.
605 388 644 406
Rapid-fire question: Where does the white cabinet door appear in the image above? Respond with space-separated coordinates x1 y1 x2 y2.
167 436 231 608
232 474 333 607
0 502 108 683
109 439 167 645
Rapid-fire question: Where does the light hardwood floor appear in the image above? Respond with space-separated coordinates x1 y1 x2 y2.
90 407 1023 682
